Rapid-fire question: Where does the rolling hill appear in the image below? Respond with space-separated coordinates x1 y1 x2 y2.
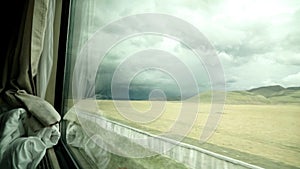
248 85 300 104
189 85 300 104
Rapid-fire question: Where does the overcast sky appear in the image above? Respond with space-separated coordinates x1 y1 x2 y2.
85 0 300 99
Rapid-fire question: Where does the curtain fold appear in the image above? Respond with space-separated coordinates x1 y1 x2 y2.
0 0 60 127
1 0 36 101
0 0 61 168
33 0 56 99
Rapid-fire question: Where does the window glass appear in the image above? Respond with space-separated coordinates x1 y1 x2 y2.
61 0 300 168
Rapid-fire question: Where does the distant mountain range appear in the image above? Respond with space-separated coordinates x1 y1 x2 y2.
96 85 300 104
191 85 300 104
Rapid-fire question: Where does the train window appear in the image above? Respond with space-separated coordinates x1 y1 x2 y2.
59 0 300 168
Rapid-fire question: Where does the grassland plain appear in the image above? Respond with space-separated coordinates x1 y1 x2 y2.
95 100 300 169
64 86 299 168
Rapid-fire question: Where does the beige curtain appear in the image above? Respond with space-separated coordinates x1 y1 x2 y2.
0 0 60 127
32 0 56 100
1 0 36 102
0 0 61 168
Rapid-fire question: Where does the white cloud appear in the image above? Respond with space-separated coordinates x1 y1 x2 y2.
274 51 300 65
282 72 300 87
89 0 300 95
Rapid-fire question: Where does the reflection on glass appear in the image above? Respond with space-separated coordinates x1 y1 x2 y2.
62 0 300 168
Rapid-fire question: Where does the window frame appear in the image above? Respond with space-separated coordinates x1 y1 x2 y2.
53 0 81 168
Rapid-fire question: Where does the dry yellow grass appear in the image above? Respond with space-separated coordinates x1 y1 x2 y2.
208 104 300 167
64 99 300 168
